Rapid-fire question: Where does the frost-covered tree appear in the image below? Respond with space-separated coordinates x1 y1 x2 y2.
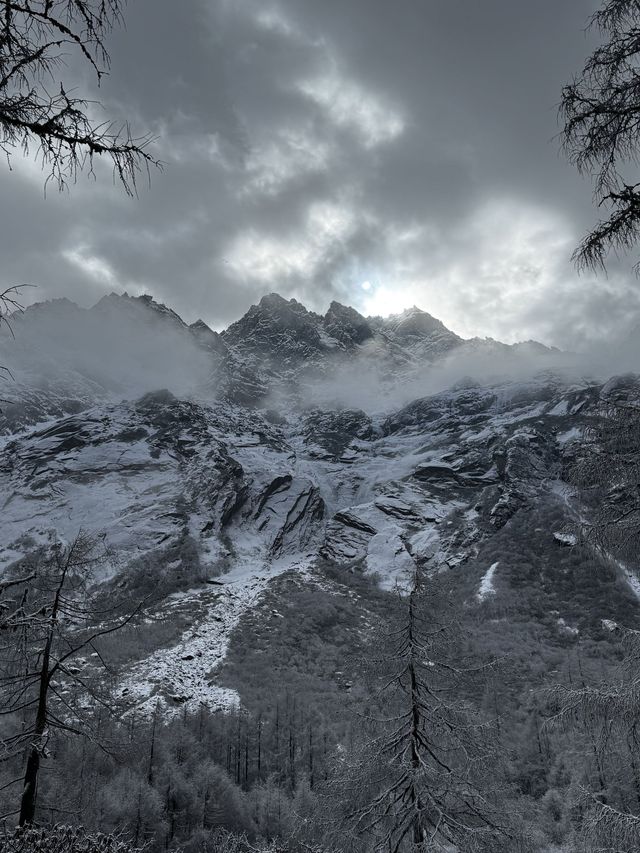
548 627 640 852
329 573 517 853
0 531 143 825
0 824 140 853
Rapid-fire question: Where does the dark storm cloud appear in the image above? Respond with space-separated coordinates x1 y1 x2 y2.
4 0 635 350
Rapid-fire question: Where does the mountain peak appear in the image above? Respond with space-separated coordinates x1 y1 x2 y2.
22 297 82 319
258 292 290 308
222 292 324 359
324 301 373 346
92 291 188 329
257 292 309 313
384 305 453 339
189 318 227 355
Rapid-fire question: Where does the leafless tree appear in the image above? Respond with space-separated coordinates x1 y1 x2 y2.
0 0 160 193
561 0 640 273
0 283 30 381
0 531 144 826
333 573 517 853
547 628 640 852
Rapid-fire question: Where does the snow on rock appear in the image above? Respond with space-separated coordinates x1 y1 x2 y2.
557 617 579 637
3 293 631 723
556 426 582 445
621 563 640 601
409 526 440 562
601 555 640 602
547 400 569 416
477 562 499 602
118 555 312 717
366 530 415 591
553 532 578 546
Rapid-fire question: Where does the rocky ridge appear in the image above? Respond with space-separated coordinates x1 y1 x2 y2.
0 293 636 716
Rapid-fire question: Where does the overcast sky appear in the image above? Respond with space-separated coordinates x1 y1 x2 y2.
4 0 640 348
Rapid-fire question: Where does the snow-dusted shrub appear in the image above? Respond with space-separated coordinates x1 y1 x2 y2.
0 824 139 853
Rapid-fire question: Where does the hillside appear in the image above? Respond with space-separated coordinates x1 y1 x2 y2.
1 292 639 851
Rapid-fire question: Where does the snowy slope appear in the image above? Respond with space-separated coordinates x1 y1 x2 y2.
1 293 637 715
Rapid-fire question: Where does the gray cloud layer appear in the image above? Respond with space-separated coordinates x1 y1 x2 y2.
3 0 639 350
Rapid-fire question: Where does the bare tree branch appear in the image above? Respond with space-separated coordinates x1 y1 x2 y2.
561 0 640 272
0 1 161 192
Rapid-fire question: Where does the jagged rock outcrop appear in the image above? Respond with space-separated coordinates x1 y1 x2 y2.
2 291 637 715
323 301 373 347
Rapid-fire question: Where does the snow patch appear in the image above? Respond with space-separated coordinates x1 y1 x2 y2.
118 555 313 717
557 426 582 445
557 617 579 637
622 564 640 601
547 400 569 416
553 532 577 546
477 562 498 602
366 531 415 591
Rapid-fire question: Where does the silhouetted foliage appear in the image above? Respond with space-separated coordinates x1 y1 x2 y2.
323 573 518 852
0 1 160 192
562 0 640 272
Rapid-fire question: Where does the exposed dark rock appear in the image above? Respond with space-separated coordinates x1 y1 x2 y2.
302 409 374 459
333 512 378 535
255 475 294 517
323 302 373 347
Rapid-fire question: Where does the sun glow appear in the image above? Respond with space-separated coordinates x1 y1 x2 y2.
361 285 407 318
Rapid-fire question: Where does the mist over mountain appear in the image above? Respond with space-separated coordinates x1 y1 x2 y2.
1 290 640 851
3 290 629 430
7 0 640 848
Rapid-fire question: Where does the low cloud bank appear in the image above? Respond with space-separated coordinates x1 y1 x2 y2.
0 295 214 403
2 294 640 419
301 333 640 413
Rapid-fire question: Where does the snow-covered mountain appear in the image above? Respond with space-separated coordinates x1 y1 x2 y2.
1 292 637 717
0 291 565 425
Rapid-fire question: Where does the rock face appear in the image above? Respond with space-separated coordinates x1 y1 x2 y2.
377 305 463 359
0 291 564 424
0 292 636 715
222 293 329 362
323 301 374 347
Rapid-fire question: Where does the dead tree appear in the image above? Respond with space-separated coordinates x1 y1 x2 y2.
0 531 144 825
0 1 160 193
338 572 515 853
561 0 640 273
547 627 640 852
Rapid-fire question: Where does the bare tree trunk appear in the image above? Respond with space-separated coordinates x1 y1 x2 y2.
408 588 424 847
18 631 52 825
18 558 67 826
257 714 262 780
148 704 158 786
